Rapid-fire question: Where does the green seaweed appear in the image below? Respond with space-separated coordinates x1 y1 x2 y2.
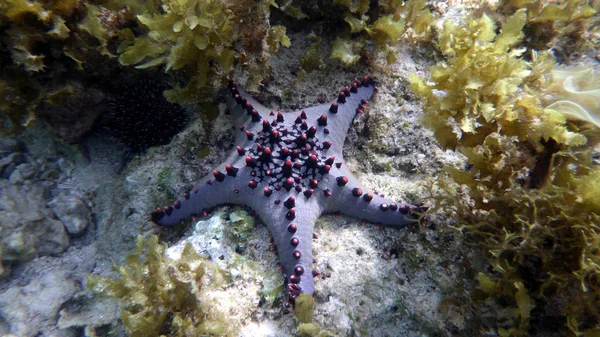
293 294 335 337
116 0 290 103
410 9 600 336
499 0 598 54
300 34 325 73
155 168 175 203
87 235 234 337
1 0 114 72
294 293 315 324
0 0 118 133
227 209 255 241
331 0 436 66
297 323 321 336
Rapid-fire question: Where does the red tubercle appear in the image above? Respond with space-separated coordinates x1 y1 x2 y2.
236 146 245 155
352 188 363 197
284 178 294 191
336 176 348 186
284 196 296 209
317 115 327 126
290 237 299 247
213 170 225 182
225 164 238 177
264 187 273 197
343 86 350 96
248 180 257 189
329 102 338 114
286 208 296 220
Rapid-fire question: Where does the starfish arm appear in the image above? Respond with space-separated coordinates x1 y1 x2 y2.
252 200 322 298
152 83 279 227
151 165 264 226
323 166 425 228
301 77 375 155
225 82 273 145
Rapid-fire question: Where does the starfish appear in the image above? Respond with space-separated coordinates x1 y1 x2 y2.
151 76 427 299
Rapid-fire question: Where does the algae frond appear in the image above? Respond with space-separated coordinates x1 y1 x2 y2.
0 0 118 133
116 0 290 103
331 0 436 66
88 235 234 337
410 9 600 336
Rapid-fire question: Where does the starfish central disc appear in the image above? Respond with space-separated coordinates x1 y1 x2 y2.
241 114 331 192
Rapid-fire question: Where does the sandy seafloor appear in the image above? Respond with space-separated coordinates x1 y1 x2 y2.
0 3 551 337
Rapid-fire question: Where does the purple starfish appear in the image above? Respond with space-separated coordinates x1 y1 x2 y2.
151 76 427 299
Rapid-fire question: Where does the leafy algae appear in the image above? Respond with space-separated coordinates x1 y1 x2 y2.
88 235 233 337
410 8 600 336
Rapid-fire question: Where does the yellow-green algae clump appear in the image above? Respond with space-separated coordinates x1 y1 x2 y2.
499 0 598 54
410 8 600 336
87 235 234 337
0 0 118 133
294 293 331 337
331 0 436 66
115 0 291 103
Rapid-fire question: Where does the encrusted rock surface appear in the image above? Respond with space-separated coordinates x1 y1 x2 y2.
0 244 117 337
48 192 92 236
0 131 110 337
36 81 106 143
0 181 70 262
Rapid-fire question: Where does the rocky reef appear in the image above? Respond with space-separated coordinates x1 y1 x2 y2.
0 0 598 336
